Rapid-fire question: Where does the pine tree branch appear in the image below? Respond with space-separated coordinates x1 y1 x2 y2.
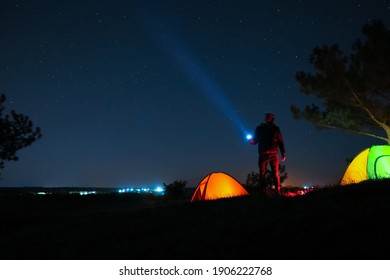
314 121 389 143
346 80 390 138
374 90 390 102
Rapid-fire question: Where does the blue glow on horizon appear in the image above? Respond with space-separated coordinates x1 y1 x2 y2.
154 186 164 193
117 185 165 195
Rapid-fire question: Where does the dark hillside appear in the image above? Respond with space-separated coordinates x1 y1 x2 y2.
1 180 390 259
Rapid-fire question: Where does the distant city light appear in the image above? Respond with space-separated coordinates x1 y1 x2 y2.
79 191 96 195
35 190 98 196
117 185 165 196
36 192 47 195
154 186 165 194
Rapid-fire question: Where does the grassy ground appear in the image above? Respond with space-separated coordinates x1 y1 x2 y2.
1 180 390 260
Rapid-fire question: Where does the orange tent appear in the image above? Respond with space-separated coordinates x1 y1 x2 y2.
191 172 249 201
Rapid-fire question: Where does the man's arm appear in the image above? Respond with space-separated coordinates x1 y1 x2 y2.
278 129 286 161
249 126 259 145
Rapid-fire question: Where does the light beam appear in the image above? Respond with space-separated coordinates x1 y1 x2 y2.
141 12 251 139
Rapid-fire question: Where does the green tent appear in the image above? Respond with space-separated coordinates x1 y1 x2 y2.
341 145 390 185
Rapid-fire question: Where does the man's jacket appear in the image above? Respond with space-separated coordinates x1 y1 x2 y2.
253 122 286 155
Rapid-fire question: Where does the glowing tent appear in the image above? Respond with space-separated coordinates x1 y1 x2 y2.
191 172 249 201
340 145 390 185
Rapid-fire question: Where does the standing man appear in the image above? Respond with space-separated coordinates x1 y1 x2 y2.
250 113 286 195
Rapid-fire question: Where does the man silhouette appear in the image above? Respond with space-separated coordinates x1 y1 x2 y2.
250 113 286 195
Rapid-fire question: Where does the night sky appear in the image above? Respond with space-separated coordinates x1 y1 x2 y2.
1 1 389 188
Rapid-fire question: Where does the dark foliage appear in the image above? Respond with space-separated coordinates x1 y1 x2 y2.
0 94 42 173
163 179 188 199
292 20 390 144
244 165 288 192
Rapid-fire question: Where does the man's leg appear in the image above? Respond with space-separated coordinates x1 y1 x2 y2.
270 154 281 195
258 154 268 194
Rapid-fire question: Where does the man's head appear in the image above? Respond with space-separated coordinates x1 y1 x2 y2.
265 112 275 123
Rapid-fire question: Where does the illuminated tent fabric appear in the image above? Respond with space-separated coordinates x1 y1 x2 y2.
191 172 249 201
340 145 390 185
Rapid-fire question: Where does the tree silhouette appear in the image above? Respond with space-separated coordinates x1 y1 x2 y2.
163 179 187 199
245 165 288 190
291 20 390 144
0 94 42 173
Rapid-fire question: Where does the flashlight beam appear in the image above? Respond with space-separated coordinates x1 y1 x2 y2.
143 14 248 136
